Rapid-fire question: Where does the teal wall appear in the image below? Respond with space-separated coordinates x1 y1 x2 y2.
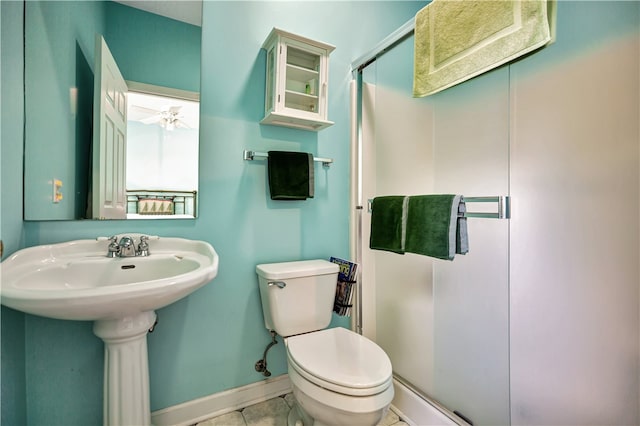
2 2 426 424
1 1 27 424
104 1 201 92
0 2 26 259
23 1 106 220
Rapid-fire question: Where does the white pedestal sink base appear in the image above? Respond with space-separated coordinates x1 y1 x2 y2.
2 237 219 425
93 311 157 426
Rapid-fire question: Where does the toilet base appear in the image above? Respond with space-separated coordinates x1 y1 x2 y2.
288 402 310 426
290 386 390 426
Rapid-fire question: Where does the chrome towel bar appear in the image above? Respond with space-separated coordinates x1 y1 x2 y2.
367 196 511 219
243 150 333 167
461 196 510 219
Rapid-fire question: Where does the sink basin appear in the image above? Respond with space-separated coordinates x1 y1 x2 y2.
1 234 218 320
1 234 219 425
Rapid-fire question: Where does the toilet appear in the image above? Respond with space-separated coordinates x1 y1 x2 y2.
256 259 394 426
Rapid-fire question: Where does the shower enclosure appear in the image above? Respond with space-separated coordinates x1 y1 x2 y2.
350 24 511 426
349 3 640 424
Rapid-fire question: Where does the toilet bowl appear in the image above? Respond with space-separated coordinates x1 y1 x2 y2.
285 327 394 426
256 260 395 426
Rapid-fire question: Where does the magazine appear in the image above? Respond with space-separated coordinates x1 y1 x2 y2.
330 257 358 316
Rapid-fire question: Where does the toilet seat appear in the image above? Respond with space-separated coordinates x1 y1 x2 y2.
286 327 393 397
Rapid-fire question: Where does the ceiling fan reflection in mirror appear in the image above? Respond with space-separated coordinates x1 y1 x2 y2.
128 91 199 131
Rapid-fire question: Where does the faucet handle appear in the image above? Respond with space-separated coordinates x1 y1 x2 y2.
137 235 150 256
106 236 120 258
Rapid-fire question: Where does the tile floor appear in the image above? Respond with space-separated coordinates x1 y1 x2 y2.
195 393 408 426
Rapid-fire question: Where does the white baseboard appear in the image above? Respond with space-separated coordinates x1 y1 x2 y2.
151 374 292 426
151 374 460 426
390 378 461 426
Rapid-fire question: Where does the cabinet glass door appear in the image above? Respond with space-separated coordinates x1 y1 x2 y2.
284 46 321 114
265 46 276 113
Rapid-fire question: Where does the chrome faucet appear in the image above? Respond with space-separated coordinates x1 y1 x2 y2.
118 236 137 257
105 235 152 258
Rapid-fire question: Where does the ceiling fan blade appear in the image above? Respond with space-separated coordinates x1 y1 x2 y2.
140 115 162 124
130 105 162 115
174 119 192 129
129 105 163 123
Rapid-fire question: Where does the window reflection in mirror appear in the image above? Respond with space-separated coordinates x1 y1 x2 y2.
126 88 199 219
23 1 201 220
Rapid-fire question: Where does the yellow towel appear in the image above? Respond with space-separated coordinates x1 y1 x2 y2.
413 0 554 97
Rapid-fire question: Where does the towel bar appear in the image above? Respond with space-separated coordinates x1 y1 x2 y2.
367 196 510 219
461 196 510 219
243 150 333 167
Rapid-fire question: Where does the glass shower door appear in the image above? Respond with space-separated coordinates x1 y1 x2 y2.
358 33 510 426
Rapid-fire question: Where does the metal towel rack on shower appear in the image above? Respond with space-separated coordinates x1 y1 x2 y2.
461 196 510 219
367 196 511 219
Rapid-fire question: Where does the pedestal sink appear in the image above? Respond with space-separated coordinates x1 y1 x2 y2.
0 234 219 425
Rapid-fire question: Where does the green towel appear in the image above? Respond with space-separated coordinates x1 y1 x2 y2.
267 151 314 200
413 0 553 97
369 196 408 254
405 194 462 261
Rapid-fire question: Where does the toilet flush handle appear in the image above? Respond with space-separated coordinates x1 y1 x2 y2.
268 281 286 289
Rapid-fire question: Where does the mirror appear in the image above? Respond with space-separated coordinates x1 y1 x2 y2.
23 0 202 220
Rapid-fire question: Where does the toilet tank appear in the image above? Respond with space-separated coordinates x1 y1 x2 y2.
256 259 339 337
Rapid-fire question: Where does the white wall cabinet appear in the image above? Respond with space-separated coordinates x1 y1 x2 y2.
261 28 335 131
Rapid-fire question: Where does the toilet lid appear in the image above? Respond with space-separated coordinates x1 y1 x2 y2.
286 327 392 391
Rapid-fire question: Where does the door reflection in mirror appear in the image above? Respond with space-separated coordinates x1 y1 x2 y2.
90 35 128 220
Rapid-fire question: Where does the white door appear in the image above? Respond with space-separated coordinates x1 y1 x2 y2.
92 34 127 219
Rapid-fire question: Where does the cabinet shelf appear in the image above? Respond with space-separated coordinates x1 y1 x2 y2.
286 64 319 82
285 90 318 114
261 28 335 132
260 112 334 131
285 90 318 102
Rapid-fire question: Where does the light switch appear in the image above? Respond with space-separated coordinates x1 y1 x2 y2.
53 179 63 203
